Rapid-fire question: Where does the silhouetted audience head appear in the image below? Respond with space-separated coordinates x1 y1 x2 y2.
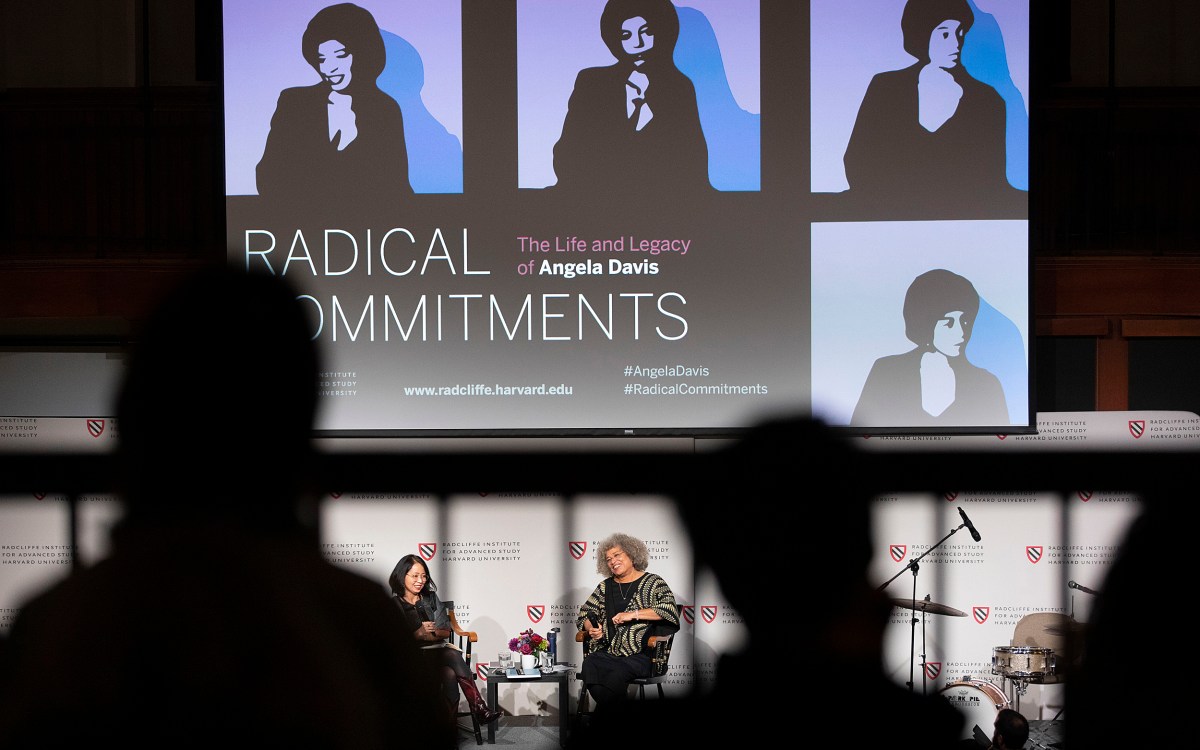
683 416 875 637
115 264 319 523
1067 496 1182 748
571 416 963 748
0 265 454 748
992 707 1029 749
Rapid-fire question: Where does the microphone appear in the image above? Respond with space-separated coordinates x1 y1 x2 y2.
1068 580 1100 596
958 507 982 542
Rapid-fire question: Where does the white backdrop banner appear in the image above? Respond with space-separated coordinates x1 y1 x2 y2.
317 491 694 715
2 410 1197 720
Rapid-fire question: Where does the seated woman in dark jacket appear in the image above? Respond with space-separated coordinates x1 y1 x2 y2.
390 554 500 726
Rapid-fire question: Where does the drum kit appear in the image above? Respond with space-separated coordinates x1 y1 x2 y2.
891 597 1083 741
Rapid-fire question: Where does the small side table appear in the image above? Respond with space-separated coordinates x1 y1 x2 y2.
484 667 574 746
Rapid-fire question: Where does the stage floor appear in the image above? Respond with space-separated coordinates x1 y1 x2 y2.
1028 719 1064 749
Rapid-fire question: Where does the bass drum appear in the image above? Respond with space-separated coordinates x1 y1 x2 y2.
939 679 1010 741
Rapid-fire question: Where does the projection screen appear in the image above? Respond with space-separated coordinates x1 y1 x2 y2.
222 0 1031 436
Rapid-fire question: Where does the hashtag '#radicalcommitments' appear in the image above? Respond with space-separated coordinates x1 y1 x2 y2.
624 384 633 394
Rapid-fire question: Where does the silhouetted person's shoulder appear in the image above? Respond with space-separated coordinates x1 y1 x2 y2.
652 417 962 748
0 521 450 746
1067 500 1184 748
569 672 963 749
0 266 454 747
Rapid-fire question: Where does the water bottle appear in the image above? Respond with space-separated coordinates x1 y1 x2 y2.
548 628 559 665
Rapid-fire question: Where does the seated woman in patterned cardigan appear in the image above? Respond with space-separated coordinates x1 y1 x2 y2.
576 532 680 712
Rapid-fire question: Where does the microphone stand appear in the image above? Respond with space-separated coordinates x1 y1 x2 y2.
877 520 971 694
1067 580 1099 631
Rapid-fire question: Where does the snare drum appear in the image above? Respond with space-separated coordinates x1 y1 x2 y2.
992 645 1056 681
939 679 1010 741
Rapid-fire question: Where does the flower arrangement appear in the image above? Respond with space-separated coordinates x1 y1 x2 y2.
508 628 548 657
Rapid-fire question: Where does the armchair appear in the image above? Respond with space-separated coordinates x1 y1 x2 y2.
447 606 485 745
573 627 674 717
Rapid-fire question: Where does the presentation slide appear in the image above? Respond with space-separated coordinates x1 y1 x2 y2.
222 0 1030 435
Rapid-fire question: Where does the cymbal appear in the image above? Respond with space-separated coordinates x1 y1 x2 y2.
891 598 966 617
1044 620 1087 636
